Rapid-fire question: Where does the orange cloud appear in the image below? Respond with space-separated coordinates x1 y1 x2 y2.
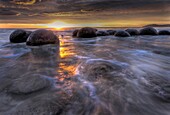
12 0 37 5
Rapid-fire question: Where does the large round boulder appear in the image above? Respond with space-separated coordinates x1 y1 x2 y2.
8 92 71 115
77 27 97 38
114 30 131 37
8 74 54 94
140 27 158 35
106 30 116 35
158 30 170 35
26 29 59 46
72 29 79 37
26 31 32 36
125 28 139 36
96 31 109 36
78 59 123 81
10 29 31 43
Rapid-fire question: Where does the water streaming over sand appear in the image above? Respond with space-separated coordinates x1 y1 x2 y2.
0 28 170 115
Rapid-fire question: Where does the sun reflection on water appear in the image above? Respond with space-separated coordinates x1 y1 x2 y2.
57 36 78 81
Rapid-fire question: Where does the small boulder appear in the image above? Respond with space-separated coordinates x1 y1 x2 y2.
140 27 158 35
10 29 30 43
26 29 59 46
96 31 109 36
125 28 139 36
8 74 54 94
72 29 79 37
106 30 116 35
158 30 170 35
114 30 131 37
77 27 97 38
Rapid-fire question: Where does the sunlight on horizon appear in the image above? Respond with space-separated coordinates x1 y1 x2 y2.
0 20 168 29
38 21 102 30
38 21 75 30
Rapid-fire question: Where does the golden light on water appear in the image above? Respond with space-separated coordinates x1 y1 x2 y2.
59 39 75 59
57 38 77 81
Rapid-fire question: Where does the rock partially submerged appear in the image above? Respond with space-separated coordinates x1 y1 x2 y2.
72 27 170 38
77 27 97 38
125 28 139 36
106 30 116 35
140 27 158 35
78 59 123 81
26 31 32 37
8 92 70 115
72 29 79 37
158 30 170 35
114 30 131 37
96 31 109 36
8 74 54 94
26 29 59 46
10 29 31 43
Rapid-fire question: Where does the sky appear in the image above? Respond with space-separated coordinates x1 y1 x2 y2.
0 0 170 28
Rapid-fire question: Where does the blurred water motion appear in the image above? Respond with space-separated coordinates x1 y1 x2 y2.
0 28 170 115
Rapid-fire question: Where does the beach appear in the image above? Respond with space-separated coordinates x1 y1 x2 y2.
0 27 170 115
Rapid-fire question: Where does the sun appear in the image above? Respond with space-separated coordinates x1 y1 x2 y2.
39 21 74 30
37 21 102 30
46 21 67 30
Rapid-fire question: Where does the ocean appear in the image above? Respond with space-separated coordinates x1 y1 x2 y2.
0 27 170 115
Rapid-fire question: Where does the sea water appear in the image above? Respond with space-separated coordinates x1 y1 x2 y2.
0 28 170 115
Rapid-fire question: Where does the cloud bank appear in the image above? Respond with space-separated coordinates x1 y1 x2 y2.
0 0 169 26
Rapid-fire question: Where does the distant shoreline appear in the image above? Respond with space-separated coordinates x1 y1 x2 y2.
144 24 170 27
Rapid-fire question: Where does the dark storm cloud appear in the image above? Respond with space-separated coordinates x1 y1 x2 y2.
0 9 20 15
0 0 170 24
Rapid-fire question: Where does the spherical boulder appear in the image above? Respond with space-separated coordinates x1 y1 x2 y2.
106 30 116 35
78 59 123 81
10 29 30 43
26 29 59 46
24 31 32 40
114 30 131 37
125 28 139 36
8 92 70 115
96 31 109 36
140 27 158 35
77 27 97 38
72 29 79 37
8 74 54 94
158 30 170 35
26 31 32 36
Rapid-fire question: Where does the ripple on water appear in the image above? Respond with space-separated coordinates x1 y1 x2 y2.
0 30 170 115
